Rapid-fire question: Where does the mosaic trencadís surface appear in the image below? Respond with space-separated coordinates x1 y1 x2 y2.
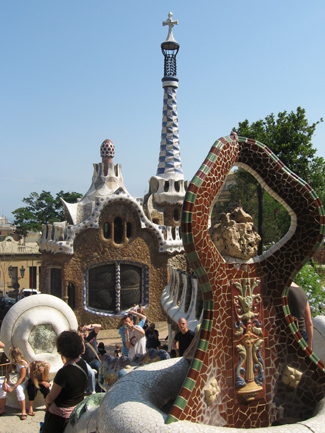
167 133 325 428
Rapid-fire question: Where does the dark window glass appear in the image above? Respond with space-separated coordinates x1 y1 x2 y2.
29 266 37 289
126 222 132 239
175 181 180 192
174 208 179 221
51 269 61 298
104 222 111 239
89 265 115 311
120 264 141 310
164 181 169 192
68 283 75 310
114 217 123 244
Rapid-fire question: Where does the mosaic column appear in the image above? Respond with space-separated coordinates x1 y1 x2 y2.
115 262 121 313
156 84 183 180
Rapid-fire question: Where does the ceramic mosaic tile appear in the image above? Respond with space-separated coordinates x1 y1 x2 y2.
166 134 325 428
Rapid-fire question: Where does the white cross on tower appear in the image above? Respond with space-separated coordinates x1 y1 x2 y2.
163 12 178 42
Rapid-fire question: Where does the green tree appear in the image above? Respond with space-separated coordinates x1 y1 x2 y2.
231 107 324 253
295 263 325 317
13 190 82 236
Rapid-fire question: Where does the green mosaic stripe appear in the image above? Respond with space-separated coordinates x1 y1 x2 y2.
206 151 219 164
320 225 325 235
201 318 213 332
213 139 226 149
199 281 213 292
288 322 298 334
181 211 193 224
270 153 279 162
185 190 197 204
203 299 214 310
283 166 292 176
195 266 206 277
255 140 265 148
282 286 290 297
224 135 233 143
311 352 320 364
301 256 310 266
197 338 209 352
183 377 196 391
186 250 200 263
192 175 204 187
318 205 325 216
173 395 188 410
165 415 178 424
283 304 290 316
298 337 308 350
182 232 194 245
191 358 203 372
309 189 318 200
199 163 211 175
290 270 299 280
297 177 307 187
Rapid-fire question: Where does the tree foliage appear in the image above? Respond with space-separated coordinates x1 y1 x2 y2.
295 263 325 317
13 190 82 236
225 107 324 253
234 107 324 192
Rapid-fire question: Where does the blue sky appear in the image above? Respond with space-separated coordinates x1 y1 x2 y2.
1 1 325 221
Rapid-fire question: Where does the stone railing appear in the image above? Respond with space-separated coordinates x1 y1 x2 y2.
161 264 203 350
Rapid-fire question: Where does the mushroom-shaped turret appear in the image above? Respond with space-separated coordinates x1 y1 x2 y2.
101 139 115 176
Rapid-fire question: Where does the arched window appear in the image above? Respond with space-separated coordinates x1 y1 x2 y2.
114 217 123 244
164 181 169 192
126 222 132 239
104 222 111 239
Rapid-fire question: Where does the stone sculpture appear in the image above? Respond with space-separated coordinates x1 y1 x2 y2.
210 203 261 259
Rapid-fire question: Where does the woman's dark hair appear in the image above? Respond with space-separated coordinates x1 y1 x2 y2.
56 330 84 359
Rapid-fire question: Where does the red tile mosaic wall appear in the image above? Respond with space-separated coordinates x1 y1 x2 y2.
166 134 325 428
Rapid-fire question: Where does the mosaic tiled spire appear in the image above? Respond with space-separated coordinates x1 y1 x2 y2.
156 12 184 181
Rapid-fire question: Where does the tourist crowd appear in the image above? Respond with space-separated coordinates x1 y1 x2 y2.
0 305 196 432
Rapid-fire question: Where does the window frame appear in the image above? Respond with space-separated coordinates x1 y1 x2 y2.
83 260 149 317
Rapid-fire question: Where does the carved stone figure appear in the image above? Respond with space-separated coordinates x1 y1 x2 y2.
210 203 261 259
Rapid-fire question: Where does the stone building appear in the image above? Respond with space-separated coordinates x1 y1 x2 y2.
39 14 187 328
0 232 41 296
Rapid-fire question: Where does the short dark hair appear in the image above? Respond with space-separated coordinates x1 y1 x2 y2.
56 330 84 359
78 324 85 332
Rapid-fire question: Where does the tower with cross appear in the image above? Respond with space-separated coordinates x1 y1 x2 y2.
145 12 187 228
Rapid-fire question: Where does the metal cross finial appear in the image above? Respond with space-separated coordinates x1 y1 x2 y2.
163 12 178 42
